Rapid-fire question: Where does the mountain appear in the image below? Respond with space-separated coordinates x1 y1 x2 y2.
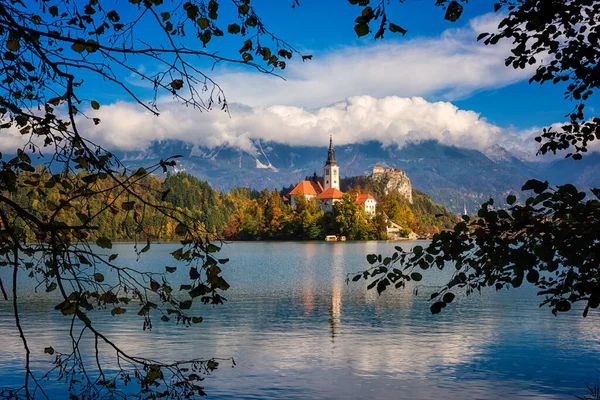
115 139 596 214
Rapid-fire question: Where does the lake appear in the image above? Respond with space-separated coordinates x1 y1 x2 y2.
1 241 599 399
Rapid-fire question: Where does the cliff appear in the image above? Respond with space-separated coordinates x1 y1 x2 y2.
372 167 413 203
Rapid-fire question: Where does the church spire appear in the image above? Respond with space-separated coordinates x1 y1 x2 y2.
325 135 337 166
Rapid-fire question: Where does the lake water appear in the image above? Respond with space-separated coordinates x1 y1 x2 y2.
1 241 600 399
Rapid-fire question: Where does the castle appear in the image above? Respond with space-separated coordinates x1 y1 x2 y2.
289 137 377 216
372 166 413 203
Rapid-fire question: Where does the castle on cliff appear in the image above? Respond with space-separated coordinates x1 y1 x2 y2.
371 166 413 203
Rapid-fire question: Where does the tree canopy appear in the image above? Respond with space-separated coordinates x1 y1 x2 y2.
354 0 600 319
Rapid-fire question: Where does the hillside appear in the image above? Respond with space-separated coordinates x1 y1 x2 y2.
9 170 455 242
111 139 593 214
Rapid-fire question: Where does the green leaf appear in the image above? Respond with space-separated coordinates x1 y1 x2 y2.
91 100 100 110
228 23 241 34
44 347 54 355
444 1 463 22
442 292 455 303
49 6 58 17
354 23 369 37
165 266 177 273
180 300 193 310
111 307 126 316
506 194 516 205
121 201 135 211
366 254 378 264
94 273 105 283
410 272 423 281
46 282 57 293
96 237 112 249
191 317 203 324
175 223 187 236
388 23 407 35
521 179 549 194
430 301 445 314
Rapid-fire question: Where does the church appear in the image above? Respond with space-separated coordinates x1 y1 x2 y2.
289 137 377 216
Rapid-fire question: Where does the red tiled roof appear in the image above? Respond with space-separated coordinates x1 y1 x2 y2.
355 194 376 204
290 180 323 196
318 188 344 200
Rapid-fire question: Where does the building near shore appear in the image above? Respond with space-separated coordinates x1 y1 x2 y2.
290 136 377 215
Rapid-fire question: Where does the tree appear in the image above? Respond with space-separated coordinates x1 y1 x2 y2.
0 0 309 398
354 0 600 319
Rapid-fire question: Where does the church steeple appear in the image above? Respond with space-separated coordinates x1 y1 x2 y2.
325 135 337 166
323 135 340 190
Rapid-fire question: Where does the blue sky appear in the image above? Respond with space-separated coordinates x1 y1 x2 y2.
4 0 593 159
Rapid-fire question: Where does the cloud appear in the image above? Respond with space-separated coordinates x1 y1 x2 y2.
210 13 531 108
75 95 544 158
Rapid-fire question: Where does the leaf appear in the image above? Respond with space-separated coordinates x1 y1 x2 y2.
207 244 220 253
96 237 112 249
477 32 489 41
90 100 100 110
94 273 105 283
442 292 455 303
197 17 209 29
189 284 209 298
506 194 516 205
521 179 549 194
388 23 407 35
71 42 85 53
180 300 193 310
354 23 369 37
175 223 187 236
111 307 126 316
150 280 160 292
191 317 203 324
108 254 118 262
170 79 184 90
121 201 135 211
444 1 463 22
46 282 57 293
44 347 54 355
49 6 58 17
430 301 445 314
410 272 423 281
165 266 177 273
7 39 20 52
526 269 540 284
556 300 571 312
367 254 378 264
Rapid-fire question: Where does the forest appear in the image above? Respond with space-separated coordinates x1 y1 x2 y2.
8 169 458 242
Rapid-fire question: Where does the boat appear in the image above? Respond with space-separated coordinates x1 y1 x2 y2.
325 235 337 241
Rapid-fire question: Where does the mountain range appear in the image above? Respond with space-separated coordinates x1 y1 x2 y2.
117 139 600 214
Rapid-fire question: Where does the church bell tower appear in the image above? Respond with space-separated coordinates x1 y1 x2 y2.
323 136 340 191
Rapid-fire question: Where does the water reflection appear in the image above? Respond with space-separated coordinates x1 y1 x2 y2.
1 242 599 399
330 243 343 341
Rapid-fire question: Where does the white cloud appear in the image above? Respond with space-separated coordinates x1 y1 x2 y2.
211 13 530 108
76 95 543 158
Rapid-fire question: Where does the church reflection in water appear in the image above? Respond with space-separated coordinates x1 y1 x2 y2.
330 243 343 341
